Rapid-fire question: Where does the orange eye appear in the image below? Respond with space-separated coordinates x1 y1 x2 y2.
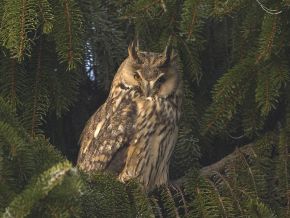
134 72 141 81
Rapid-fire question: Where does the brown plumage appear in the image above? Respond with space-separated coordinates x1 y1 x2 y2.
77 40 182 191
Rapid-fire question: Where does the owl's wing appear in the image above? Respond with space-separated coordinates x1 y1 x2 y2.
77 93 137 173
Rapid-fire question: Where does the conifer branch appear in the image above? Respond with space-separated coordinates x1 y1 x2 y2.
279 130 290 215
255 0 282 15
9 59 17 108
164 186 180 217
256 14 278 63
237 148 258 197
19 0 27 60
37 0 54 34
31 38 43 137
200 144 255 177
51 0 83 70
172 144 255 188
120 0 161 19
174 185 189 216
2 161 73 218
207 179 228 217
186 0 200 39
213 171 244 215
63 0 73 66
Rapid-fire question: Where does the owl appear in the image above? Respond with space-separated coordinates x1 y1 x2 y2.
77 40 182 191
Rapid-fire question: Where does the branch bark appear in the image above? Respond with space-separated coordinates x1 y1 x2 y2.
200 143 255 177
172 143 255 186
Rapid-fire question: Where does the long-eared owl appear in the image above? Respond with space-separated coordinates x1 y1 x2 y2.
77 40 182 191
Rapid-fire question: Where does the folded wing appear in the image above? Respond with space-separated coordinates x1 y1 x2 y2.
77 93 137 173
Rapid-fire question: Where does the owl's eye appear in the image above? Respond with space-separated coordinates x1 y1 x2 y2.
156 75 166 85
134 72 141 81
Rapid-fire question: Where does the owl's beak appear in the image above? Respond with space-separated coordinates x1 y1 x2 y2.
142 81 152 97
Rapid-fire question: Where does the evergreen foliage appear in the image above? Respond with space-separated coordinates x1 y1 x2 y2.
1 0 290 217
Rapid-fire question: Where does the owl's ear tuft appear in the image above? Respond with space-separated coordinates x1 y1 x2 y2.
160 37 178 67
164 43 172 65
128 38 140 62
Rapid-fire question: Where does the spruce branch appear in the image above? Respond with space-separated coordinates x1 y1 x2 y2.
37 0 54 34
9 60 17 109
212 0 247 16
255 0 282 15
200 144 255 177
30 38 43 137
202 58 255 135
52 0 84 70
255 61 289 116
256 14 280 63
212 171 244 215
0 0 38 60
121 0 163 19
63 0 73 66
1 161 73 218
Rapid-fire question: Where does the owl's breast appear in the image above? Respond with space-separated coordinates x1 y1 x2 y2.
119 96 180 190
137 96 180 122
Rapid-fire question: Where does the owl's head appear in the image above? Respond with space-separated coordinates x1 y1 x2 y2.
114 40 180 99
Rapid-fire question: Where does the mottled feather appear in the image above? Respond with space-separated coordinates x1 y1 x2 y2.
77 42 182 191
77 87 139 172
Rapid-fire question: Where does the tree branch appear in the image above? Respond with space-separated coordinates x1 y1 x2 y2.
172 143 255 186
200 143 255 177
